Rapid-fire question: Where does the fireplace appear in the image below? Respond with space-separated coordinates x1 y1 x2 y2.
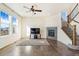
47 27 57 40
48 30 55 37
30 28 41 39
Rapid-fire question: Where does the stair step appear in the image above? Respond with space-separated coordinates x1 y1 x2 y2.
68 44 79 50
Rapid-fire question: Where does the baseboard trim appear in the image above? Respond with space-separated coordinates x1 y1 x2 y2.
0 39 21 51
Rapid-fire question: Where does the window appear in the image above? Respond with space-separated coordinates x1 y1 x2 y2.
12 16 17 33
0 10 18 36
61 10 67 22
0 11 9 36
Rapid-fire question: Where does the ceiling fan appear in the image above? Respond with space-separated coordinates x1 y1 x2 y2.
23 5 42 14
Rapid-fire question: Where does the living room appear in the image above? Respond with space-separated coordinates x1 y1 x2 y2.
0 3 79 56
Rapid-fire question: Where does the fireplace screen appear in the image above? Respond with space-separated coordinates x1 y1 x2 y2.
48 30 55 37
47 27 57 39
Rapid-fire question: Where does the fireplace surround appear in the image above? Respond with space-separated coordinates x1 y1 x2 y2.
47 27 57 40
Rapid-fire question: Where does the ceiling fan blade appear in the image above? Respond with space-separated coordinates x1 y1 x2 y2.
24 6 30 9
34 10 42 12
26 10 31 13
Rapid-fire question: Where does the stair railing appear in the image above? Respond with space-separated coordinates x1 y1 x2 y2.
61 3 78 45
67 24 77 45
67 3 79 23
68 3 78 17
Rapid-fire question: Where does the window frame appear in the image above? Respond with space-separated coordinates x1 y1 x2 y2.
0 10 18 36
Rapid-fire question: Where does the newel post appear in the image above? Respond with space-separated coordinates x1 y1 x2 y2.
67 15 71 27
67 16 70 27
72 25 77 45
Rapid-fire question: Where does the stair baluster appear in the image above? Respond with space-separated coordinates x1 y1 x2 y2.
62 4 78 46
72 25 77 45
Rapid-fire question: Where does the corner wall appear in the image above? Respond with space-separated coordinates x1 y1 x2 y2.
0 4 22 49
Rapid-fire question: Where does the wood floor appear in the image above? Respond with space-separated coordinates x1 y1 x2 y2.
0 39 79 56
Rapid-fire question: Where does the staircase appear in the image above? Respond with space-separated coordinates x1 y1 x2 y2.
61 4 79 49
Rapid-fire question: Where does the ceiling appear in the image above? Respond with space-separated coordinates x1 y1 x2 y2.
5 3 75 17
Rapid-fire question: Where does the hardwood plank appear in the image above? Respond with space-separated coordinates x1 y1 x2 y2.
0 39 79 56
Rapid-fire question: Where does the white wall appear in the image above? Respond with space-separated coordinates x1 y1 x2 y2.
0 4 22 49
21 16 45 38
58 28 72 45
21 13 72 46
22 14 61 38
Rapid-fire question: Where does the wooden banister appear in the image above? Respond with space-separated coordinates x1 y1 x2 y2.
61 4 78 46
68 3 78 17
72 25 77 45
72 12 79 20
73 20 79 24
67 12 79 24
67 4 79 24
62 22 77 45
67 15 70 27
